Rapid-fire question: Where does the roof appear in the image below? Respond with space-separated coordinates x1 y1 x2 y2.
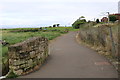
110 13 120 16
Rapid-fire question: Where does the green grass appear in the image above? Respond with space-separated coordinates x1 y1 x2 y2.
6 70 18 78
2 31 60 44
2 27 77 45
1 27 78 65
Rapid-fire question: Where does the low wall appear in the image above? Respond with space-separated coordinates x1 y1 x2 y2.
8 37 49 75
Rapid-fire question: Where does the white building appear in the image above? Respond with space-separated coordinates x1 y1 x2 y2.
119 1 120 13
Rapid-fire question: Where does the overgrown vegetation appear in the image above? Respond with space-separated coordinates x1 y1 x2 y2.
6 70 18 78
79 22 120 70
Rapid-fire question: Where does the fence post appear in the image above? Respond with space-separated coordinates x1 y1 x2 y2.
118 23 120 61
118 22 120 77
109 26 116 58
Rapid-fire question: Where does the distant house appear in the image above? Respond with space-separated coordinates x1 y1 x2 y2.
101 17 108 23
110 13 120 21
114 14 120 20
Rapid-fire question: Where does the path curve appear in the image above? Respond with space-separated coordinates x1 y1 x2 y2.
20 31 118 78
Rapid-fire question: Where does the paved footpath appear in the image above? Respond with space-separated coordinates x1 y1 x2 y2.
20 31 118 78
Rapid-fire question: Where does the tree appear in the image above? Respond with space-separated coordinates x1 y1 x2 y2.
39 27 42 30
88 20 91 23
53 24 56 27
109 15 117 22
56 24 60 27
49 26 52 28
72 16 87 29
79 16 85 20
96 19 100 23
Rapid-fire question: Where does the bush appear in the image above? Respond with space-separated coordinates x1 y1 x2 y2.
72 16 87 29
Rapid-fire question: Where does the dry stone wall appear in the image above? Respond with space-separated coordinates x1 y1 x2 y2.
8 37 48 75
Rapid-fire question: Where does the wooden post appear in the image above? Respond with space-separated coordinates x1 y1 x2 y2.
118 22 120 79
109 26 116 58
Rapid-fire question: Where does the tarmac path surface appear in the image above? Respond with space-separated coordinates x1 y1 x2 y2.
20 31 118 78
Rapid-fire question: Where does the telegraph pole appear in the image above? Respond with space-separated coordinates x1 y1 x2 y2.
106 12 110 23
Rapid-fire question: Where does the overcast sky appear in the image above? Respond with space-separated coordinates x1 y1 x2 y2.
0 0 120 27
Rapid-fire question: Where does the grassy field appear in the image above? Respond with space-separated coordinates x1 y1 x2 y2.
1 27 78 65
2 27 77 44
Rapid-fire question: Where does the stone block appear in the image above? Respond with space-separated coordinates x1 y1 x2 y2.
28 59 33 66
37 53 41 59
30 51 36 58
14 69 23 75
12 59 26 66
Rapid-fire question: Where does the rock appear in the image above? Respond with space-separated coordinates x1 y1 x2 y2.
30 51 36 58
0 40 9 46
14 69 23 75
28 59 33 67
